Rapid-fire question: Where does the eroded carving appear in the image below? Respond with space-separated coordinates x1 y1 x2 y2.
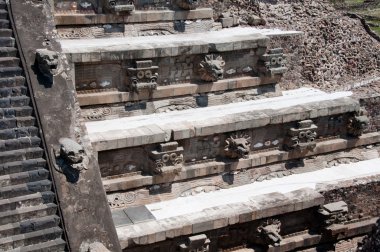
176 0 199 10
347 115 369 137
224 132 251 159
36 49 59 82
105 0 135 13
318 201 349 226
284 120 317 151
149 142 184 174
179 234 210 252
108 192 136 208
53 138 89 182
257 219 282 246
199 54 225 82
128 60 158 93
259 48 287 76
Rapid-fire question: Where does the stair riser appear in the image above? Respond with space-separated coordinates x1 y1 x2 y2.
0 20 9 29
0 159 46 176
0 169 49 187
0 96 30 108
0 12 7 20
0 127 38 140
0 148 43 164
0 86 27 98
0 205 57 226
0 117 35 130
0 107 33 119
0 29 12 38
0 227 61 251
0 216 60 239
0 58 19 68
0 68 22 78
0 38 14 47
0 181 51 200
0 77 25 88
0 196 44 213
0 48 17 57
0 137 41 152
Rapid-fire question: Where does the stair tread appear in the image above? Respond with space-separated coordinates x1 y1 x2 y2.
0 214 59 233
0 226 62 244
8 238 66 252
0 168 49 187
0 203 57 219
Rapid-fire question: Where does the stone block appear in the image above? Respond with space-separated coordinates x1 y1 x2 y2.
220 17 234 28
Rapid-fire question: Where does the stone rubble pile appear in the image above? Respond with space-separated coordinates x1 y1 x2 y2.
211 0 380 90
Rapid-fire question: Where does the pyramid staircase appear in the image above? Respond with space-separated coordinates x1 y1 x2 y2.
0 1 66 251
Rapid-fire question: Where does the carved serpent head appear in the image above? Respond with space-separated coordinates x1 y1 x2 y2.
199 54 225 82
224 133 251 159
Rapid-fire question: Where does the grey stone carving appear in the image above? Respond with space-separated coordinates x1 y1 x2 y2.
224 132 251 159
347 115 369 137
176 0 199 10
53 138 89 182
259 48 287 76
179 234 210 252
199 54 225 82
284 120 317 151
127 60 159 93
318 201 349 226
257 219 282 246
36 49 59 81
149 141 184 174
105 0 135 12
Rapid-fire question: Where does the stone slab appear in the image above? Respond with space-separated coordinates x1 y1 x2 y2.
124 205 156 224
86 88 358 151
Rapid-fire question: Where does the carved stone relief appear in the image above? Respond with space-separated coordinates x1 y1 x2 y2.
258 48 287 76
224 132 251 159
199 54 225 82
104 0 135 13
128 60 159 93
347 115 369 137
179 234 210 252
36 49 59 83
318 201 349 226
53 138 89 183
108 192 137 208
256 219 282 246
284 120 318 151
148 142 184 174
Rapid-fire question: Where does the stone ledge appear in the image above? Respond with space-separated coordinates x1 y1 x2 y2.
102 132 380 192
59 28 295 61
87 89 358 151
77 76 280 106
54 9 214 26
115 188 324 248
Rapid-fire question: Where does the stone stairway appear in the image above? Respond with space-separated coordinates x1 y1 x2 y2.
0 1 66 251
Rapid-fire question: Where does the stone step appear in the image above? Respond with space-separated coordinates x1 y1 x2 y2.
0 86 27 98
0 106 33 119
0 95 30 108
0 57 19 67
0 147 44 165
0 19 9 29
0 47 17 57
0 116 35 130
0 29 12 38
0 168 49 187
0 203 57 226
0 215 59 239
0 37 14 47
0 179 51 200
0 136 41 152
0 158 46 176
0 126 38 140
0 226 62 251
0 76 25 88
8 238 66 252
0 191 54 213
0 66 22 78
0 1 5 10
0 9 7 20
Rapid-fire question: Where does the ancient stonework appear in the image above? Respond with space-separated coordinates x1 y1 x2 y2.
148 142 184 174
258 48 287 76
179 234 210 252
198 54 225 82
256 219 282 246
35 48 59 82
128 60 159 93
318 201 349 227
284 119 318 151
224 132 251 159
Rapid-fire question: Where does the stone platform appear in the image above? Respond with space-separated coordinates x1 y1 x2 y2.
114 158 380 249
86 88 356 151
